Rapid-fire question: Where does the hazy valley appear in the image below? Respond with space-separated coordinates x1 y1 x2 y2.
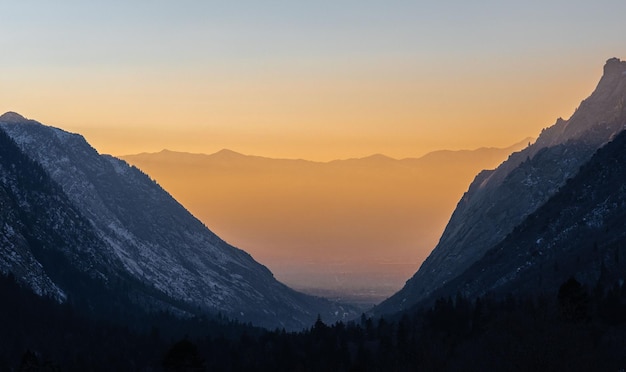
121 140 528 304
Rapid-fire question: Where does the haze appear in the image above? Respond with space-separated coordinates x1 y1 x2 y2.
123 142 528 303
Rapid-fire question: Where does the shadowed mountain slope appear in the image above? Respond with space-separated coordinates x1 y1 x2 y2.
0 112 353 330
376 58 626 314
421 127 626 305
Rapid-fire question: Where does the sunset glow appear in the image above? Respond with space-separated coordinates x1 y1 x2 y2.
2 2 623 161
121 143 528 301
2 1 626 300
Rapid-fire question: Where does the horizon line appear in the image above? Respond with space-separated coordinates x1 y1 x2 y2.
118 136 535 163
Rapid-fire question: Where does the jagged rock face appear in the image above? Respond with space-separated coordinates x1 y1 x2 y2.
0 113 353 330
375 58 626 314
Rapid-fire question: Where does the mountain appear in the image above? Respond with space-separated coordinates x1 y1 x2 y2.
120 140 528 303
0 112 352 330
0 127 112 302
420 126 626 304
375 57 626 314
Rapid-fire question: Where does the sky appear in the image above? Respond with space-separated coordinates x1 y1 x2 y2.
1 1 625 160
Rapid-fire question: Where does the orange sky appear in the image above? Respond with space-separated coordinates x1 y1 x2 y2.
2 59 602 161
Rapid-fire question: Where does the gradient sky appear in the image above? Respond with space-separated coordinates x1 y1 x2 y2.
1 1 625 160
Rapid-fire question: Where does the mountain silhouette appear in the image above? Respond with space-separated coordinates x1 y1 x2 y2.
375 57 626 315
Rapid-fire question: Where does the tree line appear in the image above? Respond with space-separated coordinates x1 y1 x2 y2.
2 272 626 371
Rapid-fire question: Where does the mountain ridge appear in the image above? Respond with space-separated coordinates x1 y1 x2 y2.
0 113 353 330
419 127 626 306
122 137 532 164
375 57 626 315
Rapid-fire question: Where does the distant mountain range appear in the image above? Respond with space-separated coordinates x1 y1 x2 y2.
0 112 354 330
121 139 529 302
375 57 626 315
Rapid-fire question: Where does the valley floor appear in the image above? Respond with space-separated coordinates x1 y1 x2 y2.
274 259 419 306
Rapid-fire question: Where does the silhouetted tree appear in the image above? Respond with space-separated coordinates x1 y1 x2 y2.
162 339 205 372
18 350 40 372
558 277 589 322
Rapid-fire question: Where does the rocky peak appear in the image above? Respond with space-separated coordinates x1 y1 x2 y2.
0 112 29 124
603 57 626 77
586 58 626 106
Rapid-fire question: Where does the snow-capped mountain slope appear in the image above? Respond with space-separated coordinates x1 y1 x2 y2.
375 58 626 315
0 113 352 330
